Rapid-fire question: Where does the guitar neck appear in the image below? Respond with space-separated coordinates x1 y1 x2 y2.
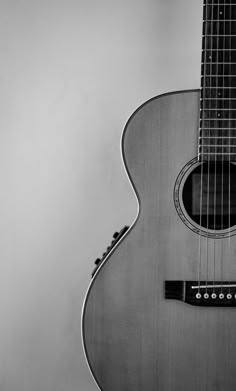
200 0 236 161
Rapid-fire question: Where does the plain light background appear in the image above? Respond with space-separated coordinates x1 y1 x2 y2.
0 0 202 390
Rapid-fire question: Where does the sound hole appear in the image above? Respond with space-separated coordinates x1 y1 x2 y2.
182 162 236 230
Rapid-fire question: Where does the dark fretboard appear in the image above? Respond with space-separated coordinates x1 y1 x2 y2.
200 0 236 161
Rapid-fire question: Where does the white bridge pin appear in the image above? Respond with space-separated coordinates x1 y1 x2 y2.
211 293 217 299
219 293 224 299
227 293 232 300
196 293 201 299
204 293 209 299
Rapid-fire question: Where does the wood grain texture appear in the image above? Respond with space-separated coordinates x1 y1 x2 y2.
82 90 236 391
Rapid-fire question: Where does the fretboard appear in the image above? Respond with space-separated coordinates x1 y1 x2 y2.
200 0 236 161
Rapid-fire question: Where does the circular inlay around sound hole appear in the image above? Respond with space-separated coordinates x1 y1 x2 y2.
182 162 236 230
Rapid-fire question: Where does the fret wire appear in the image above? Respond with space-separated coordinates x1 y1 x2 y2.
202 49 236 51
201 86 236 88
199 153 236 155
201 98 236 99
201 75 236 76
204 4 236 5
200 144 236 148
201 118 236 119
203 34 236 36
201 112 236 114
199 128 236 131
201 108 236 109
202 62 236 64
200 136 236 138
201 119 236 120
203 20 236 21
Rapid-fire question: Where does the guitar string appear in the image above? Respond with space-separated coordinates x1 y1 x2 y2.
228 0 232 294
205 0 214 295
213 0 220 295
222 0 229 294
218 0 223 294
221 0 226 293
206 0 213 294
216 0 221 293
198 0 208 296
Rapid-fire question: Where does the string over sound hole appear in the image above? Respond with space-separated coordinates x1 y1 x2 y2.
182 162 236 230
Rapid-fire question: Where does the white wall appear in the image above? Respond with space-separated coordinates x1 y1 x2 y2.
0 0 202 390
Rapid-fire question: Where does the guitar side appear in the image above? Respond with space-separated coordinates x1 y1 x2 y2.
82 90 236 391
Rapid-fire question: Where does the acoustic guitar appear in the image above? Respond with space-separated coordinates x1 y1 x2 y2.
82 1 236 390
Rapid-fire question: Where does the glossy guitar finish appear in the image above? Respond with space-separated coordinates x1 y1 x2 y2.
82 90 236 391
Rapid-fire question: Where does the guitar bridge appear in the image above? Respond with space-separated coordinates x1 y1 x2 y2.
165 281 236 306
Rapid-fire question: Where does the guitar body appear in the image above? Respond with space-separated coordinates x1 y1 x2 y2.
82 90 236 391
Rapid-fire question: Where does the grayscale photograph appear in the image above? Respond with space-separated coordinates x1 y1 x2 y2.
2 1 235 391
